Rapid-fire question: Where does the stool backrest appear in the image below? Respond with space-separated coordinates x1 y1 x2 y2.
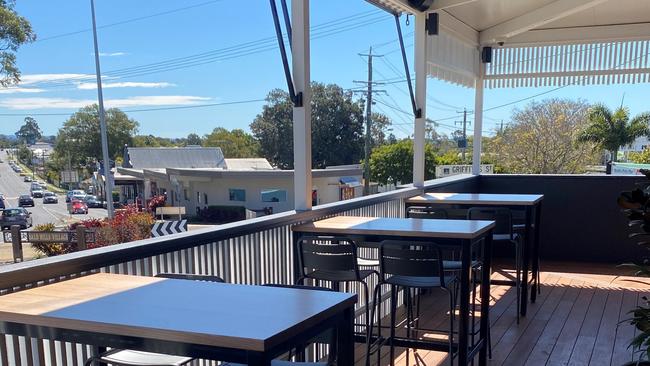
297 236 360 278
407 208 448 219
467 206 513 238
379 240 445 281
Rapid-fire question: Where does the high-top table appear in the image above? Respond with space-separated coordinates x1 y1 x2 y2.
0 273 357 366
405 192 544 316
293 216 495 366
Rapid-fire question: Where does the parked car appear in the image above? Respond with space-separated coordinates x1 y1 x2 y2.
84 195 103 208
66 189 85 203
18 195 34 207
42 191 58 204
23 176 32 182
0 196 5 210
68 199 88 214
0 208 32 230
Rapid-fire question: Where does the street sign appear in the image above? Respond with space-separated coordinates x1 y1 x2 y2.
435 164 494 178
60 170 79 183
27 231 70 243
151 220 188 237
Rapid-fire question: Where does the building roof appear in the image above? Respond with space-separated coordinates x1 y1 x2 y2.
164 166 363 179
123 146 225 169
224 158 273 170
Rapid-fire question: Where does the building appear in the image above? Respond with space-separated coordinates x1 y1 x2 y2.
117 164 363 216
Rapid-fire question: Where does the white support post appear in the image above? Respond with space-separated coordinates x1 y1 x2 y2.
292 0 312 211
413 13 427 188
472 61 485 175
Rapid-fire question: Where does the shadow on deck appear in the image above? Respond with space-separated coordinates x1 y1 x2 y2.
353 262 650 366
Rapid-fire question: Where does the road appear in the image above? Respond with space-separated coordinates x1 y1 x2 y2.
0 151 108 228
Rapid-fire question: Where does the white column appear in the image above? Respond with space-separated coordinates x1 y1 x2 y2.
472 61 485 175
292 0 312 210
144 179 151 199
413 13 428 188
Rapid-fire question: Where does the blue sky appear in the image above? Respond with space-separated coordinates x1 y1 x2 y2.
1 0 648 139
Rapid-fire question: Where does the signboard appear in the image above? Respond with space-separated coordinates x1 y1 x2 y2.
611 162 650 176
435 164 494 178
60 170 79 183
26 231 70 243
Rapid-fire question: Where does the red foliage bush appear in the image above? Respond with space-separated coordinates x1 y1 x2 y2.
148 195 167 212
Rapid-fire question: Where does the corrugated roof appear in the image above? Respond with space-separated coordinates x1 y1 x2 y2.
124 147 225 169
224 158 273 170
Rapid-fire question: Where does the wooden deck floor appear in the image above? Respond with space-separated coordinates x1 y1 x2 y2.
353 262 650 366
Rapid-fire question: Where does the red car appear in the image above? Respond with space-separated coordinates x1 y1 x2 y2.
68 199 88 214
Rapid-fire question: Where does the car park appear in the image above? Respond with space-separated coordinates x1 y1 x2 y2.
42 191 58 204
0 208 32 230
18 195 34 207
68 199 88 214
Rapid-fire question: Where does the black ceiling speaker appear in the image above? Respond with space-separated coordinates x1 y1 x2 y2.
482 47 493 63
408 0 434 11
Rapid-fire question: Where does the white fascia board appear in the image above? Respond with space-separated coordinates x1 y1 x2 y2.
430 0 478 11
479 0 611 45
503 23 650 46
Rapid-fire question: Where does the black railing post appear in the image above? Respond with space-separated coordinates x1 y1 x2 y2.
10 225 23 263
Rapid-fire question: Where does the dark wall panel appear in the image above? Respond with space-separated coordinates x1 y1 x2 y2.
479 175 647 263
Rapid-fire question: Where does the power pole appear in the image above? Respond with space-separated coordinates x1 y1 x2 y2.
354 47 384 195
90 0 114 218
455 108 471 162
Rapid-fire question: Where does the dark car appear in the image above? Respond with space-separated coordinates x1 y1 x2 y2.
42 191 58 204
18 194 34 207
68 200 88 214
0 195 5 210
84 195 103 208
0 208 32 230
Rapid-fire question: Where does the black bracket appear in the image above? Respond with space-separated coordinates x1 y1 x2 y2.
270 0 302 107
395 14 419 118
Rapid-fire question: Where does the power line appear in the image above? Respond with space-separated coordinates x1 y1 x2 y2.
35 0 229 42
13 10 388 90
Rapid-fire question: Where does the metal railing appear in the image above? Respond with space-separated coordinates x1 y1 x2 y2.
0 174 477 366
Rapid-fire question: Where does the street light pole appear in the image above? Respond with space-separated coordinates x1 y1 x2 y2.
90 0 114 218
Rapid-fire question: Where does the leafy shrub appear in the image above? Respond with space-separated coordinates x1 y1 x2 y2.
148 195 166 212
31 223 77 257
99 204 155 245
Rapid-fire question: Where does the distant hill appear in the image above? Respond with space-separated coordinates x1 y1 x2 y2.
0 134 17 141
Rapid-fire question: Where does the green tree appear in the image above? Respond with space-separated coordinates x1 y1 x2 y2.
54 104 139 169
578 104 650 162
17 144 30 164
0 1 36 86
202 127 260 158
15 116 41 145
185 133 203 146
250 83 367 169
629 149 650 164
132 135 175 147
369 139 438 185
486 99 599 174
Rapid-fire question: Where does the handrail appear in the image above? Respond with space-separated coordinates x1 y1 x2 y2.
0 175 478 290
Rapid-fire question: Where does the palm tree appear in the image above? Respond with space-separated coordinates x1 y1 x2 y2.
579 104 650 162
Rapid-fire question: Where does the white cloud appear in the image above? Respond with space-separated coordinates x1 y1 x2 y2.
76 81 175 90
18 73 95 85
93 52 128 57
0 87 46 94
0 95 211 110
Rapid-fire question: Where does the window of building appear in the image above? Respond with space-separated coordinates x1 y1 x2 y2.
196 192 201 204
204 193 208 205
183 189 188 201
229 189 246 202
261 189 287 202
